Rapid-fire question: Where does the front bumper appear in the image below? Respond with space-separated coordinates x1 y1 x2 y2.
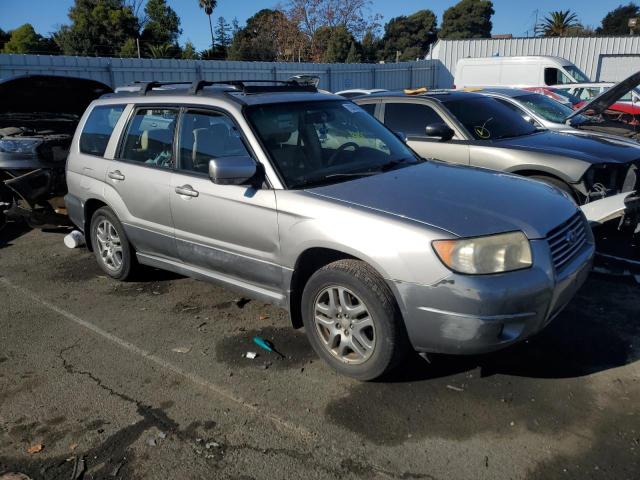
390 239 594 355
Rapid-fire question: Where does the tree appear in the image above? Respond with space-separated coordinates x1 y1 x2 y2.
119 37 138 57
228 9 306 62
381 10 437 62
141 0 181 50
198 0 217 49
324 25 355 62
2 23 54 54
598 3 640 35
536 10 580 37
55 0 139 56
286 0 381 41
215 16 231 49
345 41 361 63
182 40 199 59
439 0 494 39
231 17 240 37
360 29 380 63
147 43 171 58
0 29 11 51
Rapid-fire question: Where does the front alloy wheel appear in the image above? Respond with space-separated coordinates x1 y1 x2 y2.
314 286 376 364
301 259 409 380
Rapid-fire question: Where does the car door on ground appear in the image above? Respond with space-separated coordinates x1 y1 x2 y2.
381 101 470 165
111 106 178 259
170 108 281 291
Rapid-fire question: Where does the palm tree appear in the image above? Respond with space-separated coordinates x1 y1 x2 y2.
536 10 580 37
198 0 217 50
148 44 172 58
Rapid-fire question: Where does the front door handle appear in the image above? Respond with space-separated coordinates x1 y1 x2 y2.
108 170 125 181
175 184 199 198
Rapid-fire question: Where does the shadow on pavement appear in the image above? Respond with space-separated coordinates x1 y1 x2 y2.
0 221 32 249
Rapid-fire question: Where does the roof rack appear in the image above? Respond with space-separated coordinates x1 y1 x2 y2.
114 81 193 95
115 77 320 97
188 79 318 95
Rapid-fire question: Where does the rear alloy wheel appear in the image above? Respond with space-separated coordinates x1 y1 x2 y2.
90 207 136 280
302 259 408 380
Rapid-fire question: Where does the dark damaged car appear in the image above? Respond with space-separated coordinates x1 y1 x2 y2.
0 75 112 229
355 90 640 205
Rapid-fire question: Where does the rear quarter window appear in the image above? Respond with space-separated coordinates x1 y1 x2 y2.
79 105 126 157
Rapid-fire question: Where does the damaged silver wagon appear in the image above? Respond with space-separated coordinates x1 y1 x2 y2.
65 80 594 380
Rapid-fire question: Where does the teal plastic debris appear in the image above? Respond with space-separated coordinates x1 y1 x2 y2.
253 336 284 358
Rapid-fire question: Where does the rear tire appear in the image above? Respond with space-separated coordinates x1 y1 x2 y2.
90 207 137 280
301 259 409 381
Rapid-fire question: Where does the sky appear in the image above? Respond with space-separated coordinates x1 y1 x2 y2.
0 0 632 51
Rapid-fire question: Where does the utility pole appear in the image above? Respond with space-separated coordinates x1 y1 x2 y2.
532 9 539 37
136 38 141 58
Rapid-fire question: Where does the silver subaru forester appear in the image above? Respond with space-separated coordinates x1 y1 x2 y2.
65 80 594 380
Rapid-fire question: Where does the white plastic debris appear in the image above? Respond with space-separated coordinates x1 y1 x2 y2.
64 230 85 249
245 351 257 359
171 346 192 354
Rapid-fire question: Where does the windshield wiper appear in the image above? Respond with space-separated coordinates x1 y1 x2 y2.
294 172 378 189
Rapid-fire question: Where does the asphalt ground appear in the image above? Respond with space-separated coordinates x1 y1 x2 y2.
0 223 639 479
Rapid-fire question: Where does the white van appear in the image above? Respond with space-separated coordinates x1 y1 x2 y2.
454 56 590 89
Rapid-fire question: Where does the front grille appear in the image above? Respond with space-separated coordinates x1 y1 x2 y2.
546 212 588 271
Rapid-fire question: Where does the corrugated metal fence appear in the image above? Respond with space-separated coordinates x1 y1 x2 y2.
0 54 439 92
431 36 640 87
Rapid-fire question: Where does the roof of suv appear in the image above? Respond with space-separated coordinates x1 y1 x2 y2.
104 80 339 106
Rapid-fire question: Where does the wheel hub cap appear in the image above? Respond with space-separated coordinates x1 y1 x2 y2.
94 219 123 272
313 286 375 365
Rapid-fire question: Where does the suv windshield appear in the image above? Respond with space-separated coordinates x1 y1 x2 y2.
517 93 587 123
444 97 538 140
246 100 420 188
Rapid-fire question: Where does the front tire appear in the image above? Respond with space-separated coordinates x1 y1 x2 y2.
529 175 576 201
90 207 136 280
301 259 409 380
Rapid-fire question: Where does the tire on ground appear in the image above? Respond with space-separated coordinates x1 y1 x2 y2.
529 175 576 201
301 259 409 381
89 206 137 281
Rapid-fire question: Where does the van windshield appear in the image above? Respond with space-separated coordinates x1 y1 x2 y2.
444 97 539 140
565 65 589 83
245 101 421 189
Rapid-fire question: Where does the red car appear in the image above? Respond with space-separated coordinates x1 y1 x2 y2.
525 86 640 125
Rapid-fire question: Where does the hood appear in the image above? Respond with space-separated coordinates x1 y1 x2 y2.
306 162 578 239
0 75 112 116
492 131 640 164
567 71 640 120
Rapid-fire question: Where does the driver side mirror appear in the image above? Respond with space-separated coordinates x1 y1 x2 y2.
209 156 258 186
425 123 455 142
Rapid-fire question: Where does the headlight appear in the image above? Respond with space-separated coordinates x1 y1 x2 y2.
432 231 532 274
0 138 42 153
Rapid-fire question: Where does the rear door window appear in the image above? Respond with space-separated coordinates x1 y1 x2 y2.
79 105 125 157
119 108 178 168
384 102 444 137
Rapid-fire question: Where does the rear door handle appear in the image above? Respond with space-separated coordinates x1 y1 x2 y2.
175 184 199 198
108 170 125 181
